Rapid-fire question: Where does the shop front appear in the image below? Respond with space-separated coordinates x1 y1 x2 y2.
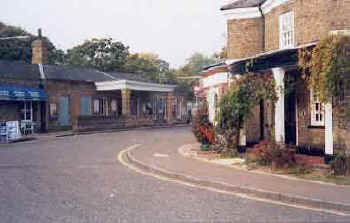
0 85 48 142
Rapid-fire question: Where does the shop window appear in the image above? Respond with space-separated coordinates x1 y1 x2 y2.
93 99 100 114
93 98 109 116
50 103 57 118
279 11 294 49
310 91 325 126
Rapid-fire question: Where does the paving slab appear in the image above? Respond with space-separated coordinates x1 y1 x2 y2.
129 140 350 214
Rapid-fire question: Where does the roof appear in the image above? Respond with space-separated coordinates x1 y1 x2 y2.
0 60 40 80
220 0 266 11
107 72 155 83
0 60 156 84
42 64 113 82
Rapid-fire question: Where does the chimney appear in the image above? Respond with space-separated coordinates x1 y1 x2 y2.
32 28 48 64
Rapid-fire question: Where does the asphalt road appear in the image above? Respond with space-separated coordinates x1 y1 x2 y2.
0 127 348 223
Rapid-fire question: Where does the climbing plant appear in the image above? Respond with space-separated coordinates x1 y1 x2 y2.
298 35 350 103
215 73 277 151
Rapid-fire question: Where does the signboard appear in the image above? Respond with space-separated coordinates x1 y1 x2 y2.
6 121 22 141
0 122 7 143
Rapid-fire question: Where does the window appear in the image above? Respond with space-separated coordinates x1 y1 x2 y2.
93 98 109 116
49 103 57 117
310 91 325 126
80 96 92 116
93 99 100 113
279 11 294 49
111 99 117 112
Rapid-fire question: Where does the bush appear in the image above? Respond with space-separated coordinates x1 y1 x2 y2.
251 141 297 169
330 152 350 176
192 107 215 145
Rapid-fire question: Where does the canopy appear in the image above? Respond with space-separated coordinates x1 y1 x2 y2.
0 85 48 101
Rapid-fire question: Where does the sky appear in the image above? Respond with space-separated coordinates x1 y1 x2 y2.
1 0 227 68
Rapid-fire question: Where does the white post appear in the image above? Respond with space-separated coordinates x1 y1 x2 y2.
24 101 27 120
325 102 333 155
272 68 285 143
239 126 247 147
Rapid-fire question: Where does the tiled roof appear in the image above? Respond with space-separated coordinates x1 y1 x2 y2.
221 0 266 11
0 60 155 83
42 64 113 82
0 60 40 80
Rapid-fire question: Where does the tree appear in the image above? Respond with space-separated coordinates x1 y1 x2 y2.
0 22 62 64
123 52 175 84
177 52 219 77
65 38 129 72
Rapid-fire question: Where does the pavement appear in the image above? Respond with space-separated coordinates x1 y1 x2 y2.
125 129 350 216
1 127 350 222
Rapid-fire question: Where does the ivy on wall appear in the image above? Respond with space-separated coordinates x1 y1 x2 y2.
215 73 277 150
298 35 350 103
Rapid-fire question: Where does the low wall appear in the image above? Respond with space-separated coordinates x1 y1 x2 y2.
74 115 188 133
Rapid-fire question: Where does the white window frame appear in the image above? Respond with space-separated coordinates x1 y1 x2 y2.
279 11 294 49
93 99 100 113
49 103 57 117
310 90 325 126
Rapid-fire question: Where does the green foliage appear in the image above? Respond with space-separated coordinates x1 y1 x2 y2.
0 22 62 64
200 144 211 151
123 53 176 84
66 38 129 72
176 52 219 77
216 74 277 149
299 35 350 103
330 152 350 176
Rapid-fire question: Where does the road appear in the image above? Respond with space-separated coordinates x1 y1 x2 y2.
0 127 348 222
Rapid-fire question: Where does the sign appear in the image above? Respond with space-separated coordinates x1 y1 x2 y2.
0 122 7 143
6 121 22 141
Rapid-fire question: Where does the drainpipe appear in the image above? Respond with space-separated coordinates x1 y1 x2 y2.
258 4 265 51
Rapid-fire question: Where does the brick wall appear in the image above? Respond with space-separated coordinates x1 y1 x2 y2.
45 80 121 131
246 105 261 144
333 79 350 152
296 78 325 150
265 0 350 51
227 17 264 59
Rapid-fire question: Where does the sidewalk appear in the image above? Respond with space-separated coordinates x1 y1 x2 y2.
126 141 350 215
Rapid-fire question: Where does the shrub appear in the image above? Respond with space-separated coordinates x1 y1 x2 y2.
251 141 297 169
330 152 350 176
192 106 215 145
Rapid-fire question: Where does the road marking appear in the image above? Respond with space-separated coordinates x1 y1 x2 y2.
153 153 169 158
118 145 349 217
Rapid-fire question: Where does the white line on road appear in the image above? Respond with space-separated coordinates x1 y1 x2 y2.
118 145 349 217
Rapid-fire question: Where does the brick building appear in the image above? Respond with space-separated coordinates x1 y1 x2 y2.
0 35 188 136
219 0 350 158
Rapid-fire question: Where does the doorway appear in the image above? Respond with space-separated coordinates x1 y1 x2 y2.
59 96 70 126
285 79 297 145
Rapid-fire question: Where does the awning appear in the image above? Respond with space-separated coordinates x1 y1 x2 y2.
0 85 48 101
228 42 317 74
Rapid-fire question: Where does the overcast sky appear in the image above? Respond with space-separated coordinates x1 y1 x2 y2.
1 0 227 68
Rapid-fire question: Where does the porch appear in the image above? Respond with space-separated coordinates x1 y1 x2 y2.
73 80 189 132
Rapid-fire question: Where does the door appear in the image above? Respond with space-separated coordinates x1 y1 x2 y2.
285 91 296 145
59 96 70 126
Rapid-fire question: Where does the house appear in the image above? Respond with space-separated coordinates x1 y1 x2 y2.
0 34 188 136
216 0 350 159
